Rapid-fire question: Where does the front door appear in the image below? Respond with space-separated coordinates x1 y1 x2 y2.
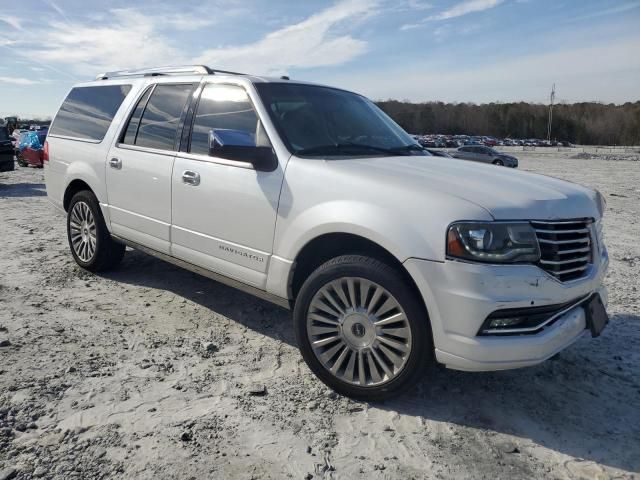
106 83 196 254
170 82 284 289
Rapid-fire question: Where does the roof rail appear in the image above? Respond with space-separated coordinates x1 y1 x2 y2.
95 65 246 80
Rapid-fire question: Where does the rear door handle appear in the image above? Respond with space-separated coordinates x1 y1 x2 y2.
109 157 122 169
182 170 200 186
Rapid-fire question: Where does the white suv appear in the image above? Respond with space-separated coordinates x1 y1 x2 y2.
44 65 609 399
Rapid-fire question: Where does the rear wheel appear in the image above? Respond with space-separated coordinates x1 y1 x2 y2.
293 255 431 399
17 154 27 167
67 190 125 272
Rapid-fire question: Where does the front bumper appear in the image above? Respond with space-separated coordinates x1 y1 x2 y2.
404 250 608 371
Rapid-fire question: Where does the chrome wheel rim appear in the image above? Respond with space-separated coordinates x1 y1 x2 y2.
69 201 97 262
306 277 412 387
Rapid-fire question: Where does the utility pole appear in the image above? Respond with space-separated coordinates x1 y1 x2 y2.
547 83 555 142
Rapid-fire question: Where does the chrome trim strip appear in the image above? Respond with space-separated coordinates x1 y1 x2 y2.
539 255 591 265
538 237 590 245
552 264 589 275
47 134 102 144
551 246 591 255
534 227 590 234
531 219 593 225
482 295 589 335
115 143 177 157
111 235 291 310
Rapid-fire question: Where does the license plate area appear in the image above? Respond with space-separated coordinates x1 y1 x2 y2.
583 293 609 337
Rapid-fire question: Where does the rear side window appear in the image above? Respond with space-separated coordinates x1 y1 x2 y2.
50 85 131 141
122 87 153 145
132 84 194 151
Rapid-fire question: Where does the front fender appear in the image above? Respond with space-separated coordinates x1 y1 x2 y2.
274 200 433 263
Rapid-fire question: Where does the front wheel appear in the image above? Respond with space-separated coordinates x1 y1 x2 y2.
67 190 125 272
493 159 504 166
293 255 431 399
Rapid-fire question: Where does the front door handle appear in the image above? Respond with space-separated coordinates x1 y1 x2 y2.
109 157 122 169
182 170 200 186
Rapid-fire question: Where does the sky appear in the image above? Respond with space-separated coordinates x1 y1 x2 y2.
1 0 639 118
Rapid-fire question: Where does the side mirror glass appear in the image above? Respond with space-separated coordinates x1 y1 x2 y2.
208 129 275 171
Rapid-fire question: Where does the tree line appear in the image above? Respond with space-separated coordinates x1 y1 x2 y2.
376 100 640 146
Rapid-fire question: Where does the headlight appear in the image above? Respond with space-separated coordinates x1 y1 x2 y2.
447 222 540 263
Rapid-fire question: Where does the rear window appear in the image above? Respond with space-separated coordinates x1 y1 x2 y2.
50 85 131 141
130 84 194 151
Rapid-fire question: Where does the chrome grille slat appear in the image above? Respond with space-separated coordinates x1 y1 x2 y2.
532 219 593 282
538 237 590 245
554 246 591 255
531 220 588 225
534 227 590 234
552 265 589 275
539 255 591 266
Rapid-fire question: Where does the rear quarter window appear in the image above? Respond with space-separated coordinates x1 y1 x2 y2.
49 85 131 141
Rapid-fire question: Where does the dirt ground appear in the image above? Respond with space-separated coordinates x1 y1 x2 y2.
1 151 639 480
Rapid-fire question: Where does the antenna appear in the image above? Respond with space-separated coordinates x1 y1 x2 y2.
547 83 555 142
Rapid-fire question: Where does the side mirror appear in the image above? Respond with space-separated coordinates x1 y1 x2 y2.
209 129 275 171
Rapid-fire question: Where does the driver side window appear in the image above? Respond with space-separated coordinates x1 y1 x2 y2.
189 83 270 156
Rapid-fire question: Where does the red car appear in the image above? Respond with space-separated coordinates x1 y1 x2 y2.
17 130 47 167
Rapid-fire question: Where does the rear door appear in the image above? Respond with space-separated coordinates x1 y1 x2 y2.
170 81 284 289
106 82 196 254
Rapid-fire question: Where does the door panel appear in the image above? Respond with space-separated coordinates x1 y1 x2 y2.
106 147 174 253
170 82 283 288
171 156 282 288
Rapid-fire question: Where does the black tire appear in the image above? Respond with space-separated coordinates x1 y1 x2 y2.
492 159 504 166
17 155 27 167
67 190 125 272
293 255 432 400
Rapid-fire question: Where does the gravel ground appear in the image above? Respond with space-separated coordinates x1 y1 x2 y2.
1 152 639 480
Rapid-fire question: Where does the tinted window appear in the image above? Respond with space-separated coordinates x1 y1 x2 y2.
135 84 194 151
190 84 264 155
122 87 153 145
255 83 420 157
0 128 8 141
50 85 131 141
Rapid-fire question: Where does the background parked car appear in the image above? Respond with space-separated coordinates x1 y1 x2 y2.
17 129 47 167
452 145 518 167
425 148 453 157
0 126 15 172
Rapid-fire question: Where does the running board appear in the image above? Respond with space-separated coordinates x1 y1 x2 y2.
111 235 291 310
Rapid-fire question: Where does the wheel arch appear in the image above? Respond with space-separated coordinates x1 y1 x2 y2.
63 179 95 212
288 232 428 318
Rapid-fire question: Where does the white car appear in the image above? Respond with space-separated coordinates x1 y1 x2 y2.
44 66 609 399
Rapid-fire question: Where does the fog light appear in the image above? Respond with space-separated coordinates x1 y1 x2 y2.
489 317 525 328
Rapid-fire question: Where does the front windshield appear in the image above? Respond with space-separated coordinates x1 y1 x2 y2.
255 83 427 157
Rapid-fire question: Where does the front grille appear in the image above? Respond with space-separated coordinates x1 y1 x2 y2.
531 219 593 282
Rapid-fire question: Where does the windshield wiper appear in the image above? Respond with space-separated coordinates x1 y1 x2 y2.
389 144 426 153
295 142 412 156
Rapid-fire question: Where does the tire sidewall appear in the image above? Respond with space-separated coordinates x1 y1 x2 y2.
293 256 431 399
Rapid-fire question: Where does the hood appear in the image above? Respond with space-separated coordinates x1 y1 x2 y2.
327 155 599 221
